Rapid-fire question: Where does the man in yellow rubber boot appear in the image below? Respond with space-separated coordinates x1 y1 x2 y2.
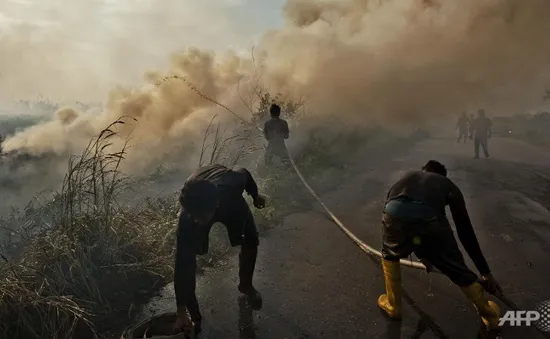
379 160 503 338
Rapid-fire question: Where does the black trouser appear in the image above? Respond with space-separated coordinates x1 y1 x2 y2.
264 142 289 166
187 245 258 323
381 213 478 286
474 137 489 158
190 203 260 322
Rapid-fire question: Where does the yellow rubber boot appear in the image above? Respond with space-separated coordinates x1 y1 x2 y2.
377 259 402 320
460 282 501 330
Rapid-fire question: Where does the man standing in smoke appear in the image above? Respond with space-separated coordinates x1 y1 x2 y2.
456 112 470 143
173 164 266 336
470 109 492 159
377 160 503 338
263 104 290 166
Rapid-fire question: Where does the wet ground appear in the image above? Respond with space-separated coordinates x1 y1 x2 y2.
142 136 550 339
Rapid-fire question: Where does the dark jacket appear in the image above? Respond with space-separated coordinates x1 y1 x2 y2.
263 117 289 144
174 164 259 310
386 170 490 275
470 116 492 139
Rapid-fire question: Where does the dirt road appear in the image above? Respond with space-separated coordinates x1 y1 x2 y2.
143 136 550 339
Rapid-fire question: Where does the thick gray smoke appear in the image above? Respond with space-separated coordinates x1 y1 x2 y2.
2 0 550 172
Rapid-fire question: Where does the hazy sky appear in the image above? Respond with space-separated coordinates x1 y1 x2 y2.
4 0 550 161
0 0 287 101
0 0 285 52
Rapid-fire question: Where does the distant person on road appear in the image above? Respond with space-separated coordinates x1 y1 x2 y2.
456 112 469 143
263 103 290 166
470 109 492 159
377 160 503 337
173 164 267 336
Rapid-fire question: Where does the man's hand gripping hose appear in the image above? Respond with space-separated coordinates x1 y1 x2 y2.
157 75 550 338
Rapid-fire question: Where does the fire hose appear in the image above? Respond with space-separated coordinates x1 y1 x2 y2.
158 75 550 338
156 74 446 271
285 146 550 338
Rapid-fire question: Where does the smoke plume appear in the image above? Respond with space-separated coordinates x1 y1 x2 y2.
2 0 550 172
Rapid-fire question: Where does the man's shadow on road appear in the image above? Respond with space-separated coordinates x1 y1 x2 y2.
237 289 447 339
385 318 429 339
366 254 451 339
236 289 457 339
238 295 256 339
237 295 320 339
383 291 450 339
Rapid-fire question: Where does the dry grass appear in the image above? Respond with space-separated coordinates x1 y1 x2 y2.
0 111 265 339
0 88 311 338
0 118 180 339
197 114 262 168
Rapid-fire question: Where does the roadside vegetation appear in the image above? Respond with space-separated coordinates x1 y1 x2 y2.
492 111 550 147
492 90 550 147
